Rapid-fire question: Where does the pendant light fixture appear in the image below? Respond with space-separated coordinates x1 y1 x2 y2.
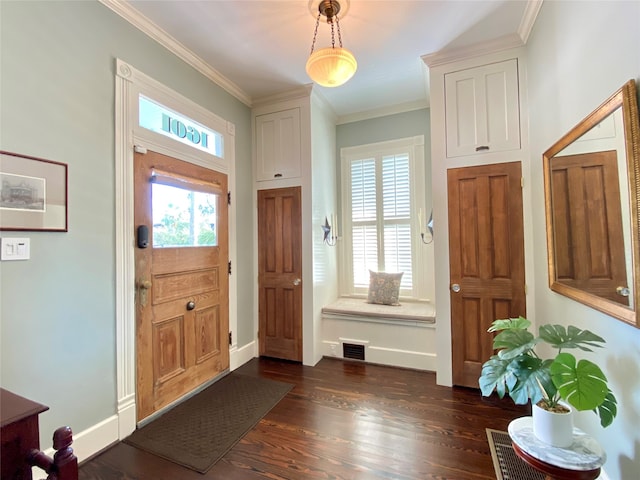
306 0 357 88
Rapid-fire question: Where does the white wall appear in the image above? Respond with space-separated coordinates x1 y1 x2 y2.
526 2 640 479
310 92 339 364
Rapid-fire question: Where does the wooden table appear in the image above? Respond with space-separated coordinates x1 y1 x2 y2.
1 388 49 480
508 416 605 480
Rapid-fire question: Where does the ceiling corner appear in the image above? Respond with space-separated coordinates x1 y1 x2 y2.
98 0 253 107
518 0 544 44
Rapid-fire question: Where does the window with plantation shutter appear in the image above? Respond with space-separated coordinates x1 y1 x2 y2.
340 136 426 300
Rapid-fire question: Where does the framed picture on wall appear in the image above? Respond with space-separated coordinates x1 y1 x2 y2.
0 150 68 231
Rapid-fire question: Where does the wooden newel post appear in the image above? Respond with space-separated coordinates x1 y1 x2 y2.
28 426 78 480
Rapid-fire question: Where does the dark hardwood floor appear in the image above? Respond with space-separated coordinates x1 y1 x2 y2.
79 357 529 479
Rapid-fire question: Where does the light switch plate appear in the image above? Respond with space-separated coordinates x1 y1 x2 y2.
1 237 30 260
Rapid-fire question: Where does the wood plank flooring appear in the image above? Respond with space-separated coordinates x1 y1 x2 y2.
79 357 529 480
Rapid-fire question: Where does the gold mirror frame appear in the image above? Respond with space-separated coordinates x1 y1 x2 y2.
543 80 640 327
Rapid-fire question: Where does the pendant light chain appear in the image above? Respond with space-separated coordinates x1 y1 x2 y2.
335 15 343 48
330 15 336 48
310 12 321 55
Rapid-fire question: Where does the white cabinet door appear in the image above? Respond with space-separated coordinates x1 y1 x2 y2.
445 59 520 158
255 108 301 181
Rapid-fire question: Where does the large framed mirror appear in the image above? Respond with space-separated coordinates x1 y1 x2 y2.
543 80 640 327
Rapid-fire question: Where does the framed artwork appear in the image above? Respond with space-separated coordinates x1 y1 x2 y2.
0 150 68 231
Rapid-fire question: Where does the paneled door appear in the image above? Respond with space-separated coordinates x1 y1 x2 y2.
549 150 628 304
447 161 526 388
257 187 302 361
134 149 229 421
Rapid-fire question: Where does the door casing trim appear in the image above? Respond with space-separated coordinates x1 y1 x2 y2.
114 59 236 437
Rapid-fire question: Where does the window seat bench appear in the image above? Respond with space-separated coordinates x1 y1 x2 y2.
321 298 437 371
321 297 435 325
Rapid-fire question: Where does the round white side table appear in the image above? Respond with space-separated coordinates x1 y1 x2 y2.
508 416 606 480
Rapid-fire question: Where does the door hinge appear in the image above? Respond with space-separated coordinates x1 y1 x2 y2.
229 331 232 345
228 191 231 205
521 177 524 188
524 284 528 295
228 261 232 275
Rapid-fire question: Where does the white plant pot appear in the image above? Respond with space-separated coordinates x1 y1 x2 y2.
532 401 574 448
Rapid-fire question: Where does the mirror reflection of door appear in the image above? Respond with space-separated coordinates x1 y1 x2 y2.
550 150 629 305
134 149 229 422
542 81 640 327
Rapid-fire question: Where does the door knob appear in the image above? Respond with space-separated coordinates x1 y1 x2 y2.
186 300 196 310
293 278 301 286
616 286 630 297
451 283 461 293
137 279 152 307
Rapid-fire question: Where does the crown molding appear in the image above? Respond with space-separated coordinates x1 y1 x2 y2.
99 0 252 107
337 99 429 125
310 88 339 123
252 85 314 109
518 0 544 44
421 33 524 68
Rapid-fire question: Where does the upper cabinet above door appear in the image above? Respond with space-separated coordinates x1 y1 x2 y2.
445 58 521 158
255 107 302 182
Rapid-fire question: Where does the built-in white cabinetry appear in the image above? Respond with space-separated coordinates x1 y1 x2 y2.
444 58 520 158
255 107 301 181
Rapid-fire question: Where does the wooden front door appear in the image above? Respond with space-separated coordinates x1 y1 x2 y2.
447 161 526 388
134 150 229 421
257 187 302 361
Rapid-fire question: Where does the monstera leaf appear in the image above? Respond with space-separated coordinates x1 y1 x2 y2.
539 325 606 352
488 316 531 332
479 355 513 399
550 353 609 411
595 391 618 428
494 329 538 360
479 353 556 405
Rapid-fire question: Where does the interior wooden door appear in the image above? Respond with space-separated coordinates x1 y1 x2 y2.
549 150 628 304
257 187 302 361
447 161 526 388
134 150 229 421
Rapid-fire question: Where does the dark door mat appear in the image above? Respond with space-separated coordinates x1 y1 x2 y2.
486 428 546 480
124 373 294 473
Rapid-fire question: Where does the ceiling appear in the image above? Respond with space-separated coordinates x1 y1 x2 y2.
106 1 539 121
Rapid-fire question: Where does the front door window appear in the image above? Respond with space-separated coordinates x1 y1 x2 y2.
152 181 218 248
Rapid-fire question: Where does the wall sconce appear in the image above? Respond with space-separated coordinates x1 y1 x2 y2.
418 209 433 244
322 214 338 246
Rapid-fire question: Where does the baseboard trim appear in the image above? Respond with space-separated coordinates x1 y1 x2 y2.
321 340 436 371
117 393 136 439
367 345 437 371
231 340 257 370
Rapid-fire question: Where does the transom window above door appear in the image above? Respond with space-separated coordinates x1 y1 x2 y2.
138 95 223 157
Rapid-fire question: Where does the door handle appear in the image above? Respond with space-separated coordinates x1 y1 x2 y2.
451 283 461 293
293 278 301 286
137 279 152 307
186 300 196 310
616 286 630 297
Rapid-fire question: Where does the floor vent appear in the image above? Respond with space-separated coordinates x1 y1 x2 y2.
343 343 365 360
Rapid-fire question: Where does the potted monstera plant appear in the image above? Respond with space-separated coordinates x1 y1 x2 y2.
479 317 617 447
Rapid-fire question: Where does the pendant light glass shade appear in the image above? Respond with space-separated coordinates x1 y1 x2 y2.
306 46 357 87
